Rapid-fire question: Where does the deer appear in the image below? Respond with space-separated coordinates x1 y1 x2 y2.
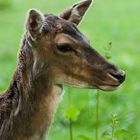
0 0 125 140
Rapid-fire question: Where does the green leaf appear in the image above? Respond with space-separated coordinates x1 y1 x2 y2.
65 106 80 122
105 53 111 60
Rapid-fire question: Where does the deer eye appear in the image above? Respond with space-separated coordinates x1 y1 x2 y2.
56 44 74 53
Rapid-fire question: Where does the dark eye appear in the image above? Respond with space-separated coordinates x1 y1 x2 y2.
56 44 74 53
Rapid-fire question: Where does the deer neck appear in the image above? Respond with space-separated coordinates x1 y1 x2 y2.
5 36 64 139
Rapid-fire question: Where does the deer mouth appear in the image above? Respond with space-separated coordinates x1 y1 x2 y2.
97 71 125 91
108 70 125 84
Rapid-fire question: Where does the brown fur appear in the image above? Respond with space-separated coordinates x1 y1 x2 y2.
0 0 125 140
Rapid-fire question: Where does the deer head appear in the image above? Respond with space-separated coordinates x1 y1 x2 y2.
25 0 125 91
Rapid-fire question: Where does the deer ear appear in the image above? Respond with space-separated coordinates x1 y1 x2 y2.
59 0 93 25
26 9 45 37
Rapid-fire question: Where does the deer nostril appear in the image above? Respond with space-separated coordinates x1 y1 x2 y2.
110 71 125 83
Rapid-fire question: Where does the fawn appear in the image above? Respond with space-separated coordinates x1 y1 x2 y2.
0 0 125 140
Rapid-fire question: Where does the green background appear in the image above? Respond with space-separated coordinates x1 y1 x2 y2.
0 0 139 139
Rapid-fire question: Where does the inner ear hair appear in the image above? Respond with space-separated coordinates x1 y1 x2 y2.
26 9 45 37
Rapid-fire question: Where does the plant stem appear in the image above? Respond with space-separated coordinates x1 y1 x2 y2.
95 90 100 140
111 125 114 138
68 89 73 140
70 119 73 140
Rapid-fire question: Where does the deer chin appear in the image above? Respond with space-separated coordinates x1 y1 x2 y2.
98 85 120 91
62 81 95 89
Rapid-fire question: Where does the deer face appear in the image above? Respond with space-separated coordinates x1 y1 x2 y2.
25 0 125 91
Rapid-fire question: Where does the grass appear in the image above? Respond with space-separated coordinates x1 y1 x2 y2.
0 0 140 139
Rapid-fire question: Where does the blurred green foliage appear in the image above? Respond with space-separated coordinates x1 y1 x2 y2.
0 0 140 140
0 0 12 9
